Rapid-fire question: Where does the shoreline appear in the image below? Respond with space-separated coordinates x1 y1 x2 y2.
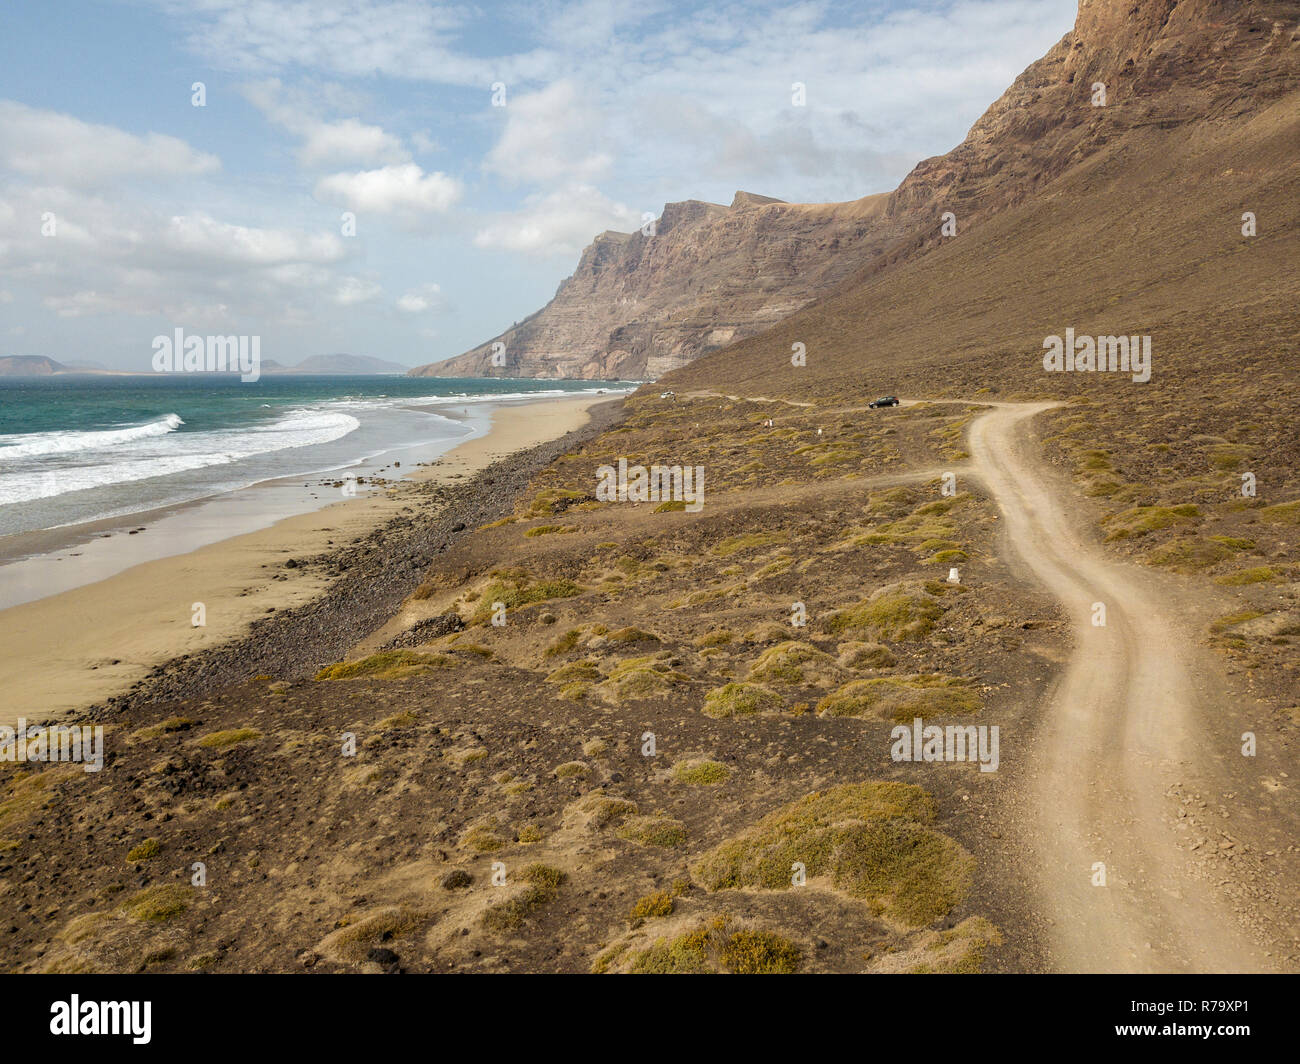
0 391 627 609
0 393 622 727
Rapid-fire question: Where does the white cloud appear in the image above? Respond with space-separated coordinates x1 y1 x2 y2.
5 0 1080 366
474 1 1076 204
157 0 502 83
42 290 124 319
396 283 443 313
156 0 1075 204
483 81 611 185
334 276 383 306
0 185 358 326
0 100 219 186
163 213 346 266
474 184 641 257
314 164 462 214
299 119 406 166
241 80 409 166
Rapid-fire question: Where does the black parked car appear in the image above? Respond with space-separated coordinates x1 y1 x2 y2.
868 396 900 408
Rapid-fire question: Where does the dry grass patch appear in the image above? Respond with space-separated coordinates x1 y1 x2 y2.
1101 503 1200 541
1215 567 1278 586
120 883 194 923
747 641 838 685
1148 536 1232 572
608 916 802 974
462 825 507 852
817 675 981 721
694 629 734 648
828 583 945 642
703 682 782 719
836 641 897 669
713 531 788 557
0 768 78 835
1259 500 1300 525
869 915 1003 973
125 838 161 862
319 905 424 963
316 650 456 680
568 792 639 831
524 524 577 537
673 759 730 785
545 660 602 684
629 890 675 921
720 927 803 974
594 655 684 703
132 717 194 742
693 781 971 928
481 864 567 932
467 570 582 624
195 728 261 749
617 815 688 848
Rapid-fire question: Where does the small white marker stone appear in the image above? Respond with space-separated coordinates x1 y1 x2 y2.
948 567 960 584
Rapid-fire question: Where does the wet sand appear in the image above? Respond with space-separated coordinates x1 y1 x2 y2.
0 394 609 727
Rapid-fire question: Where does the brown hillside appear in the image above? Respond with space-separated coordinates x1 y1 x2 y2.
662 0 1300 403
415 1 1298 388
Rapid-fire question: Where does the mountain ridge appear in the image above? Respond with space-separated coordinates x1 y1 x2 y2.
0 353 409 376
659 0 1300 401
411 188 890 380
412 0 1299 384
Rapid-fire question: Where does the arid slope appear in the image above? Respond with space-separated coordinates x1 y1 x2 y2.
662 1 1300 402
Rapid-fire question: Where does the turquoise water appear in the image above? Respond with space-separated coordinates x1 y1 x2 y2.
0 374 625 537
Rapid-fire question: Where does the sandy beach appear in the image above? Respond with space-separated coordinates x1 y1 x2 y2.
0 393 609 727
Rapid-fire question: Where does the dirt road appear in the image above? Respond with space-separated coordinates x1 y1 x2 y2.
966 401 1276 973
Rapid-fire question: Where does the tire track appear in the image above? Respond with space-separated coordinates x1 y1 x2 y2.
965 400 1273 972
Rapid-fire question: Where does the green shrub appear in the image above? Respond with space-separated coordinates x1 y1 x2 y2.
629 891 675 920
126 838 161 862
720 929 802 974
703 682 781 719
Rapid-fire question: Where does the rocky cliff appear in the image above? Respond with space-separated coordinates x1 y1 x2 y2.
412 191 893 380
413 0 1299 382
659 0 1300 400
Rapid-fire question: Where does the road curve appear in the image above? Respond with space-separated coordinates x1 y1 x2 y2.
965 401 1273 973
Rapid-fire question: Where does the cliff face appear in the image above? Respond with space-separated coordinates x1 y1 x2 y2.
883 0 1297 228
413 0 1300 382
412 191 893 380
658 0 1300 400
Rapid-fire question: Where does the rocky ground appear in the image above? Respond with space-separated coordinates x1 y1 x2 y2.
2 395 1068 974
7 388 1293 974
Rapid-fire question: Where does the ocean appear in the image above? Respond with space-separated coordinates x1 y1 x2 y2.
0 374 627 539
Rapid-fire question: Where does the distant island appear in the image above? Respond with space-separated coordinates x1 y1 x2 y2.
0 353 410 376
0 356 68 376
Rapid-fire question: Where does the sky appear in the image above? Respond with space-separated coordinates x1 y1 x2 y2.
0 0 1077 371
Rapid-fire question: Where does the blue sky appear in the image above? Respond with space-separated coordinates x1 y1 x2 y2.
0 0 1077 370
